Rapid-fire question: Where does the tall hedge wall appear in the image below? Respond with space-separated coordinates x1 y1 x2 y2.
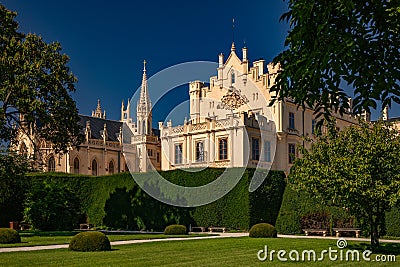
25 168 285 231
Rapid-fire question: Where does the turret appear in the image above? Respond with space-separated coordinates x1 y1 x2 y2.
136 60 152 135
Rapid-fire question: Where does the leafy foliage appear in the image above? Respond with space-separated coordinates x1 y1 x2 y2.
23 180 81 230
22 169 285 231
0 152 29 226
249 223 277 238
289 120 400 249
68 231 111 252
271 0 400 123
0 228 21 244
164 224 187 235
0 4 82 152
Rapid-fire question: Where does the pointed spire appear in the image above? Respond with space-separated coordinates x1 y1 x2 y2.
93 99 105 118
231 42 236 52
139 60 150 105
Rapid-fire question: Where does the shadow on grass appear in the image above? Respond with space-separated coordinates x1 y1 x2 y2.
347 242 400 255
19 231 81 237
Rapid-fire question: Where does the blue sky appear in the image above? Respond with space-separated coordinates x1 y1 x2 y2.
2 1 397 123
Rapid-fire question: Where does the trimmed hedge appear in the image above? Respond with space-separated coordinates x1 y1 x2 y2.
69 231 111 252
0 228 21 244
276 186 361 235
386 207 400 237
164 224 187 235
249 223 277 238
18 168 286 232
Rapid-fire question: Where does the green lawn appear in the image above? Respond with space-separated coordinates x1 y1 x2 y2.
0 237 399 266
0 231 206 248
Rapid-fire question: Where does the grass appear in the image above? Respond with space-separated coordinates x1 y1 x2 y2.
0 231 207 248
0 237 399 266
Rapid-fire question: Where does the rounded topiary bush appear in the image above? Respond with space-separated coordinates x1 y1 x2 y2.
164 224 187 235
249 223 277 238
0 228 21 244
69 231 111 252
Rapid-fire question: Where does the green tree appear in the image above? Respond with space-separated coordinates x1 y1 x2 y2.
289 120 400 250
271 0 400 122
0 152 29 227
23 180 81 230
0 4 82 152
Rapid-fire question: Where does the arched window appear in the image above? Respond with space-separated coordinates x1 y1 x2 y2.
108 160 114 175
73 157 80 174
48 156 56 172
231 71 235 84
91 159 98 176
19 143 28 157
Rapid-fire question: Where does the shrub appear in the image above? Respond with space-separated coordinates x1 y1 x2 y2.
249 223 277 238
69 231 111 252
23 180 81 230
164 224 187 235
0 228 21 244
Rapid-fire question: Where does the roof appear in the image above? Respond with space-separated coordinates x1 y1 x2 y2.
79 115 122 142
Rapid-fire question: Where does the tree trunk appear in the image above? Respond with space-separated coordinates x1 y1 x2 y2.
371 222 380 251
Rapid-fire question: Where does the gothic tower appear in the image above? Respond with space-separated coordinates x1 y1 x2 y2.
136 60 152 135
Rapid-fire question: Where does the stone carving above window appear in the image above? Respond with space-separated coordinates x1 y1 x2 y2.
218 90 249 110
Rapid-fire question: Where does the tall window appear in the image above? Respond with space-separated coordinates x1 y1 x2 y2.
73 157 79 174
289 112 295 129
312 119 316 134
219 138 228 160
48 156 55 172
156 152 160 163
91 159 98 176
264 141 271 162
231 71 235 84
288 144 296 164
19 143 28 157
252 138 260 160
108 161 114 175
175 144 183 164
196 141 204 162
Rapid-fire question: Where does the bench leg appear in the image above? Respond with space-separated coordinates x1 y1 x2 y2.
323 231 326 237
356 231 360 238
336 231 340 238
305 231 309 236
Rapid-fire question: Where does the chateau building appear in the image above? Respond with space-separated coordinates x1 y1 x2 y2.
16 100 127 175
16 42 379 175
159 43 360 173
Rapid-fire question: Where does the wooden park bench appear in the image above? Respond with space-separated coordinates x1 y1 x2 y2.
191 226 207 232
302 228 328 237
208 227 227 233
79 223 93 230
333 228 361 238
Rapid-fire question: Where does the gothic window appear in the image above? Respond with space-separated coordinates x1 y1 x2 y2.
156 152 160 163
312 119 316 135
73 157 79 174
108 160 114 175
195 141 204 162
19 143 28 157
48 156 56 172
264 141 271 162
289 112 295 129
252 138 260 160
218 138 228 160
175 144 183 164
231 71 235 84
288 144 296 164
91 159 98 176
